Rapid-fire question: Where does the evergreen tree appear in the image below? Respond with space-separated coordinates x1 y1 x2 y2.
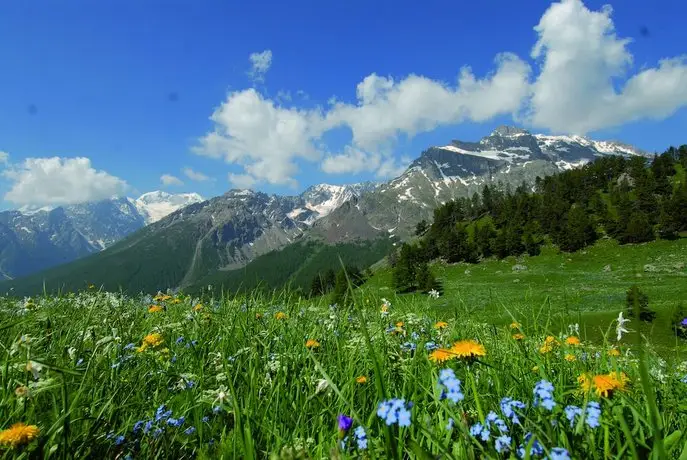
309 274 323 297
474 221 496 258
415 219 429 236
331 269 349 306
392 243 419 292
560 205 597 252
626 285 656 322
415 261 437 293
621 211 654 244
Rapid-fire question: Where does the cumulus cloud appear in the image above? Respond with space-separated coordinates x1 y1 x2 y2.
524 0 687 134
228 173 257 189
248 50 272 83
195 0 687 186
182 167 211 182
0 151 8 165
2 157 128 206
160 174 184 186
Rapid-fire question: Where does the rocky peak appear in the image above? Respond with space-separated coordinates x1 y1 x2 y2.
490 125 531 137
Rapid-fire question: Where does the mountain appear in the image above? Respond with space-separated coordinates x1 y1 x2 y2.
1 126 647 296
310 125 647 240
0 191 203 280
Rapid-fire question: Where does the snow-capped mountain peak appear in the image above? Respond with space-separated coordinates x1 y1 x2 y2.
130 191 204 224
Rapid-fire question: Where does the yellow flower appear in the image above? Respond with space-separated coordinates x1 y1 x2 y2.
429 348 456 363
532 365 540 372
138 333 164 352
579 372 629 397
565 336 581 346
14 386 30 398
545 336 558 344
0 422 40 448
88 284 95 289
275 312 287 320
564 354 577 362
539 344 554 354
255 313 263 319
381 305 388 314
449 340 486 360
540 336 559 354
171 298 181 304
356 375 368 384
148 305 163 313
608 348 621 357
512 333 525 340
193 304 203 312
305 339 320 349
510 321 521 329
434 321 448 329
396 321 404 328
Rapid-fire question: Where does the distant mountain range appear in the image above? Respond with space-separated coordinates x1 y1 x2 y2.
0 126 648 295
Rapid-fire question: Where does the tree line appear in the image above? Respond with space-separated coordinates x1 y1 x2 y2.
392 144 687 292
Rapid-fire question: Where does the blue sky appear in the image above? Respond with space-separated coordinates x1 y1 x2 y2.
1 0 686 210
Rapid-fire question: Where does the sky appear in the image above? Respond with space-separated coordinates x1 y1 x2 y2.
1 0 686 210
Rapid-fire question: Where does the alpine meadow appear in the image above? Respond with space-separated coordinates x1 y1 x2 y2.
3 0 687 459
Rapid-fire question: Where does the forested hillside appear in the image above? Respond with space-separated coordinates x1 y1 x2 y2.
392 145 687 292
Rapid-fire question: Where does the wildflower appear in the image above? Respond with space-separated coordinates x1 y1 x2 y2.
510 322 521 329
449 340 486 360
275 312 287 320
137 333 164 352
565 336 581 346
495 435 512 453
14 386 30 399
133 421 145 433
517 432 544 458
184 426 196 435
437 368 464 403
255 313 263 319
193 304 203 312
434 321 448 329
353 426 367 450
401 342 416 352
148 305 163 313
681 317 687 327
469 423 490 441
564 354 576 362
533 380 556 410
616 311 630 341
549 447 572 460
25 361 43 380
579 372 629 398
337 414 353 434
564 405 583 428
355 375 367 384
500 397 526 424
425 341 438 351
531 365 539 372
396 321 404 328
0 423 40 448
114 435 125 446
381 305 389 316
166 416 185 427
585 401 601 428
428 289 440 299
377 399 412 427
176 337 184 345
608 348 621 357
446 418 454 430
539 336 559 354
681 375 687 384
305 339 320 349
513 333 525 340
429 348 455 363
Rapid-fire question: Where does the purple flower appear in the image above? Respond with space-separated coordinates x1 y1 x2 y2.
338 414 353 432
681 317 687 327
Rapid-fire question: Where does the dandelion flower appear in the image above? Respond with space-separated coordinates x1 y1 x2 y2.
565 336 581 346
148 305 163 313
608 348 621 357
429 348 456 363
512 333 525 341
0 423 40 448
579 372 629 397
564 354 576 362
14 386 30 398
355 375 367 384
434 321 448 329
510 322 521 330
305 339 320 349
275 312 287 320
396 321 404 328
450 340 486 360
143 333 164 347
193 304 203 312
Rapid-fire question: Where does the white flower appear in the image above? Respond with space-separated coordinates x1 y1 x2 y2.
315 378 329 394
428 289 440 299
616 311 630 341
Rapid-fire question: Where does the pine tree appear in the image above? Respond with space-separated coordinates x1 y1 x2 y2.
392 243 418 292
309 274 323 297
415 219 429 236
415 261 436 293
331 269 350 306
621 211 654 244
560 205 597 252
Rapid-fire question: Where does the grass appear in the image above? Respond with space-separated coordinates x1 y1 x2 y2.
2 263 687 458
365 238 687 354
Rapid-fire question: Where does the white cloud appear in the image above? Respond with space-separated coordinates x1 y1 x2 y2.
524 0 687 134
2 157 128 206
160 174 184 186
196 1 687 185
248 50 272 83
182 167 211 182
228 172 257 189
0 151 8 165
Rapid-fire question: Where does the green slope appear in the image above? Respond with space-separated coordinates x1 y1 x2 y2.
185 238 395 295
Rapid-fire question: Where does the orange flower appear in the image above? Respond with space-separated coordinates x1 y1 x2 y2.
579 372 629 397
148 305 163 313
305 339 320 349
434 321 448 329
449 340 486 360
356 375 368 384
137 333 164 352
396 321 404 328
512 333 525 340
0 422 40 448
429 348 456 364
565 336 581 346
